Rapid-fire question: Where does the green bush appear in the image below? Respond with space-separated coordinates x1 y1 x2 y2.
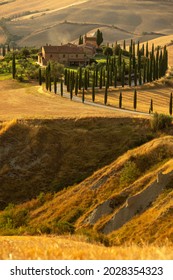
120 161 140 186
150 112 172 131
52 220 75 234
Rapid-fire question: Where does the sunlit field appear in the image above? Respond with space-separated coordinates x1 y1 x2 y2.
0 236 172 260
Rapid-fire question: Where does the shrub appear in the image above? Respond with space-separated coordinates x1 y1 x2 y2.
120 161 140 186
0 204 28 229
150 112 172 131
52 220 75 234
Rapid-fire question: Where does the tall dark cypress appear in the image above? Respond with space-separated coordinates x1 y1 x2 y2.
149 98 153 113
78 67 82 90
143 62 146 84
119 91 122 108
137 41 140 56
129 57 131 87
38 67 42 85
99 67 103 89
134 64 137 86
133 89 137 110
95 66 98 87
169 92 172 115
60 79 63 96
54 76 57 94
12 53 16 79
82 88 85 103
64 69 68 85
92 71 95 102
146 42 149 58
104 82 108 105
75 73 79 95
84 69 88 90
123 39 126 50
121 60 125 87
114 65 117 88
70 83 73 100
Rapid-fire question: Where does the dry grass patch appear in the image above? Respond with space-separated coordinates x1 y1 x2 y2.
0 236 172 260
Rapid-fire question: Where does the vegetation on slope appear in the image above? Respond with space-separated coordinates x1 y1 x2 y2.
0 129 173 245
0 117 154 209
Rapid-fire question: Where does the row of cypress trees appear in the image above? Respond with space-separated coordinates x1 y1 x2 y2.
38 40 171 115
43 62 172 115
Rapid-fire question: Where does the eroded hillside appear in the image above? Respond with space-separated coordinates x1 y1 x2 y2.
0 130 173 244
0 117 152 208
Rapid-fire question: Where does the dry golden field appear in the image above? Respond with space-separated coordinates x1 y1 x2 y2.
0 236 173 260
0 78 173 121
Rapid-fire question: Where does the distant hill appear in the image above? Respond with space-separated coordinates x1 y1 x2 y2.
1 0 173 46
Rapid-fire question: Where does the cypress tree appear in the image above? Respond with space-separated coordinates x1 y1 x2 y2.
84 69 88 90
132 54 136 70
92 72 95 102
129 39 133 55
12 53 16 79
121 60 125 87
87 70 90 87
133 42 135 57
123 39 126 50
114 65 117 88
104 82 108 105
169 92 172 115
79 35 83 45
96 29 103 47
129 57 131 87
60 79 63 96
153 56 156 81
119 91 122 108
137 41 140 56
147 59 150 82
149 56 153 82
78 67 82 90
146 42 149 58
67 71 70 92
143 61 146 84
70 83 73 100
159 50 163 78
134 64 137 86
118 49 122 67
48 75 51 92
54 77 57 94
82 88 85 103
99 67 103 89
45 68 49 90
107 68 110 88
64 68 68 85
103 68 106 86
139 69 142 85
133 89 137 110
151 43 154 59
138 52 141 72
149 98 153 113
95 66 98 87
38 67 42 85
75 73 79 95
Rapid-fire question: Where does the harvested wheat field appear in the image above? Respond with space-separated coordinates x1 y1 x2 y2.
1 78 173 121
0 79 148 120
0 236 172 260
0 79 123 120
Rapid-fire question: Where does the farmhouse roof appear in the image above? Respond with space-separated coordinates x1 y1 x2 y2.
43 43 85 54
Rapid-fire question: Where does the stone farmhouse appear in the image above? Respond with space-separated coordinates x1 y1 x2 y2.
38 42 96 67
